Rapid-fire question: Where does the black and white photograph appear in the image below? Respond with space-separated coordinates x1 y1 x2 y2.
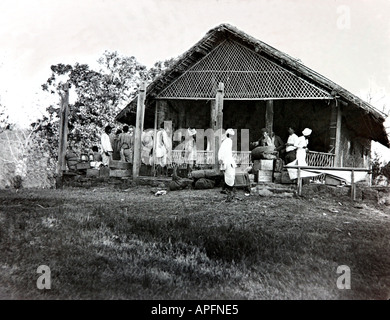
0 0 389 307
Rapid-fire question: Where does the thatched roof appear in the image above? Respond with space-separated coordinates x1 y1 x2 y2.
116 23 389 147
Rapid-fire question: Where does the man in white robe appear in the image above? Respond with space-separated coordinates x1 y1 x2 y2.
284 126 299 164
295 128 312 166
101 125 113 166
155 124 170 176
184 128 197 171
218 128 237 201
141 130 154 166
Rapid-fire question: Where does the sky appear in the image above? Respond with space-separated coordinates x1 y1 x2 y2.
1 0 390 156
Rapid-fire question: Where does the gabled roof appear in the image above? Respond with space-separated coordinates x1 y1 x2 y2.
116 23 389 147
156 38 332 100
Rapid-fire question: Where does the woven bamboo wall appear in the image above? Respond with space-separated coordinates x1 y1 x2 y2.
157 39 331 100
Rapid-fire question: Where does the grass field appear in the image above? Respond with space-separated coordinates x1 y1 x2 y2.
0 184 389 300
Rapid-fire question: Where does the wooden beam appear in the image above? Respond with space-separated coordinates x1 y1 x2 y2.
265 100 273 135
328 100 337 153
334 100 342 167
216 82 224 132
164 120 173 166
132 82 146 179
210 100 216 129
284 165 370 172
297 167 302 196
214 82 224 172
152 102 158 176
56 84 69 189
157 99 168 127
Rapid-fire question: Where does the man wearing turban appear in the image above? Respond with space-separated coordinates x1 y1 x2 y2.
218 128 237 202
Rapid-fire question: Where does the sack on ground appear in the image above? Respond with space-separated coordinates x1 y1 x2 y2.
194 178 215 189
169 179 187 191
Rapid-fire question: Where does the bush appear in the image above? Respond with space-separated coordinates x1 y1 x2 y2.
381 161 390 180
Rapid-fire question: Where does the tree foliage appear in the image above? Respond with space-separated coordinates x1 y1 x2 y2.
36 52 149 155
0 52 177 188
30 51 175 185
146 58 177 82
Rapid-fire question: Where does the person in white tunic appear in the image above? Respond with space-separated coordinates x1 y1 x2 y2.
101 125 113 166
295 128 312 166
141 130 154 166
284 126 299 164
184 128 197 171
218 128 237 201
155 124 170 176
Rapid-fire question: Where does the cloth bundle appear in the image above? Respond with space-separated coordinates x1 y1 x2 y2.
194 178 215 190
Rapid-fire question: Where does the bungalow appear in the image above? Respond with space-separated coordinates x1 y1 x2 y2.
115 23 389 176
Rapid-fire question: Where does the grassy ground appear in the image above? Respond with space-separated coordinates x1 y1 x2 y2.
0 184 389 300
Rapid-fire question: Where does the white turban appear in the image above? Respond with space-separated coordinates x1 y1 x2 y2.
302 128 312 136
187 128 197 136
226 128 235 136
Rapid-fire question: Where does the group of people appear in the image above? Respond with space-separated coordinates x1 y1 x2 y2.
93 123 312 200
251 128 285 154
94 123 197 176
251 126 312 166
218 126 312 201
99 124 135 167
283 126 312 166
153 125 198 176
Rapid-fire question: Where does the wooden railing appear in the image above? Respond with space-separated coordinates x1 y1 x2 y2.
170 150 251 168
285 165 370 200
306 151 335 167
170 150 334 167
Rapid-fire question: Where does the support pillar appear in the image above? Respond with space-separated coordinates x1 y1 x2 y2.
210 100 217 129
133 82 146 179
152 102 158 175
329 99 342 167
56 83 69 189
157 100 169 128
214 82 224 172
265 100 274 135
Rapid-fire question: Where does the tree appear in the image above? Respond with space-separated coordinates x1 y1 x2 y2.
0 53 178 189
27 52 177 188
37 53 176 156
145 58 177 83
39 52 148 155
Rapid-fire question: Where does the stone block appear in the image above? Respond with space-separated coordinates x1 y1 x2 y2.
325 175 344 186
99 166 110 178
86 169 100 177
109 169 132 177
76 162 91 170
109 160 132 170
257 170 273 183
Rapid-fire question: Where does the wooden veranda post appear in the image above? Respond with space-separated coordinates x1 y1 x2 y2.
297 166 302 196
133 81 146 179
214 82 224 172
351 169 355 201
56 83 69 189
152 102 158 176
329 99 342 167
265 100 274 135
334 100 342 167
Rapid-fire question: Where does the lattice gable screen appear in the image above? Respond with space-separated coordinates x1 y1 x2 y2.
157 40 331 99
